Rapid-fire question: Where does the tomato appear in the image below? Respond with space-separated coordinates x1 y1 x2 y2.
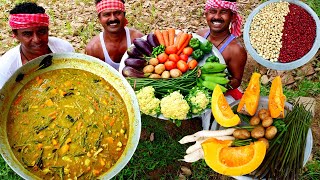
164 61 177 71
187 59 198 70
157 53 168 64
165 45 178 55
179 54 189 62
177 60 189 73
168 54 180 63
183 47 193 56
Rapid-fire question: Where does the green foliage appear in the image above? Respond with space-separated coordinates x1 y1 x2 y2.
301 160 320 180
306 0 320 16
0 156 21 180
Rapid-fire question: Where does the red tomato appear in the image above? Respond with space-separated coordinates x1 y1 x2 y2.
182 47 193 56
179 54 189 62
187 59 198 70
164 61 177 71
165 45 178 55
157 53 168 64
177 60 188 73
168 54 180 63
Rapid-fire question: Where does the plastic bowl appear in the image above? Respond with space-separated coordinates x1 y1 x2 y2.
243 0 320 71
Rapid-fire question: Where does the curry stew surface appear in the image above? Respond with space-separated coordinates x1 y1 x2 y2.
7 68 129 179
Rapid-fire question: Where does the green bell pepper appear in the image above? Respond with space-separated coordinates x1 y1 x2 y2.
189 38 201 50
191 49 204 61
200 40 213 54
206 55 219 63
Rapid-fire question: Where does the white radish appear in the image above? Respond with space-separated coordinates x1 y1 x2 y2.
179 128 236 144
181 149 204 163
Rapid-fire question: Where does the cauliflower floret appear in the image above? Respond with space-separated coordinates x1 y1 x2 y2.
160 91 190 120
136 86 160 116
186 87 210 115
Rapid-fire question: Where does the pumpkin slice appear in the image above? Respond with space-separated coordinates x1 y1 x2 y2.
269 76 286 118
211 85 240 127
237 72 261 116
202 138 266 176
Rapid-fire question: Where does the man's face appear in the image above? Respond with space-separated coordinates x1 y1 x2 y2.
205 7 233 33
99 9 125 33
14 26 49 54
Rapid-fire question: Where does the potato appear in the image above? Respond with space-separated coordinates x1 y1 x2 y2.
161 71 170 78
262 116 273 127
258 109 270 120
143 65 155 73
258 138 269 149
265 126 277 140
149 74 161 78
154 64 165 75
250 116 260 126
170 69 182 78
233 129 251 140
149 58 159 66
251 126 265 139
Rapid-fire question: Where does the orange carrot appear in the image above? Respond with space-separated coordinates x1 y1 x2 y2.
162 30 169 47
168 28 175 46
177 32 189 49
177 33 192 55
174 31 183 47
154 30 165 46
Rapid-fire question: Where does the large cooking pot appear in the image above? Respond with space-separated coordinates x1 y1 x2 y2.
0 52 141 179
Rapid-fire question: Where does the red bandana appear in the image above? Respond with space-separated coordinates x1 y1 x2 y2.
9 13 49 30
96 0 125 14
205 0 243 37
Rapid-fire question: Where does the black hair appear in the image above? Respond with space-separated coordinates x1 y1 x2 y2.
225 0 237 2
95 0 125 5
10 2 45 14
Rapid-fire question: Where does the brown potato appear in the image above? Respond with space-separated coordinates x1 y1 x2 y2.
258 138 269 149
143 65 155 73
250 116 261 126
265 126 277 140
149 74 161 78
258 109 271 120
233 129 251 140
262 116 273 127
161 71 170 78
154 64 165 75
251 126 265 139
149 58 159 66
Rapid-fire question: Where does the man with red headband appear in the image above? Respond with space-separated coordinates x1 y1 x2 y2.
85 0 144 70
0 2 74 89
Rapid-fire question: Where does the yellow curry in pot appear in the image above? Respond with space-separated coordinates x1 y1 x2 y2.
7 68 129 179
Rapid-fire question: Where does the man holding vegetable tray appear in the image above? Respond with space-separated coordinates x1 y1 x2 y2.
85 0 144 70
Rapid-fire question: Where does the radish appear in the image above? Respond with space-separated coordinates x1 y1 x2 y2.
179 128 236 144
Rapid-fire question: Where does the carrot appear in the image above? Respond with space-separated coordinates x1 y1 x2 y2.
177 32 189 49
174 31 183 47
154 30 165 46
176 33 192 55
168 28 175 46
162 30 169 47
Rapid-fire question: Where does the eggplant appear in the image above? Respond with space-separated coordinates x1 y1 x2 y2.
133 38 152 57
127 46 144 59
122 66 145 78
124 58 147 69
147 33 160 47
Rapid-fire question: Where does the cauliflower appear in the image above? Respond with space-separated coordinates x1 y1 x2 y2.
186 87 210 115
160 91 190 120
136 86 160 116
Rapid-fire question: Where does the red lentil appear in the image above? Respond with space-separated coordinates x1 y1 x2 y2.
278 4 316 63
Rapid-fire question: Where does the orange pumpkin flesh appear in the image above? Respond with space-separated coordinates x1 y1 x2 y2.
202 138 266 176
269 76 286 118
237 72 261 116
211 85 240 127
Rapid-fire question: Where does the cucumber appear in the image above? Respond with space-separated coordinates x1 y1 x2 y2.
202 80 227 92
201 62 227 73
201 75 230 85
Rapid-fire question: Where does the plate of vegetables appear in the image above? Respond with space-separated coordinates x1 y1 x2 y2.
119 28 228 123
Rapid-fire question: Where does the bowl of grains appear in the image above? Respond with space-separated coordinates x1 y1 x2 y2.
243 0 320 71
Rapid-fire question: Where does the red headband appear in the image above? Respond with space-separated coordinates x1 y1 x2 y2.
96 0 125 14
9 13 49 30
205 0 243 37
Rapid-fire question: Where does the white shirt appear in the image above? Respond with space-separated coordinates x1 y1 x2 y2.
0 37 74 88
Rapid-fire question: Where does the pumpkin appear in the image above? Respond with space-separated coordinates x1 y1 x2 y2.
269 76 286 118
202 138 266 176
237 72 261 116
211 85 240 127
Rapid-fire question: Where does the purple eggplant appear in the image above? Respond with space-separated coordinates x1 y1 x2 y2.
147 33 160 47
127 46 144 59
122 66 145 78
124 58 147 69
133 38 152 57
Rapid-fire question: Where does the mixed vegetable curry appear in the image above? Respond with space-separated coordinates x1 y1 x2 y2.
7 68 129 179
